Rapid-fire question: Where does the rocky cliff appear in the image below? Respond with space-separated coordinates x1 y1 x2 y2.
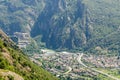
31 0 92 49
0 0 120 52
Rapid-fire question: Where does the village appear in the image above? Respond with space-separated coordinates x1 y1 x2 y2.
83 54 120 68
31 49 120 79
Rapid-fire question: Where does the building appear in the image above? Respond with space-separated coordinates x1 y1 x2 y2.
12 32 31 48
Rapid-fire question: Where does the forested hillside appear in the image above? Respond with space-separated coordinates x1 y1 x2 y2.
0 0 120 53
0 0 44 34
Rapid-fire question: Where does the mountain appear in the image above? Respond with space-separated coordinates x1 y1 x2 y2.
31 0 120 52
0 29 58 80
0 0 44 34
82 0 120 53
31 0 89 50
0 0 120 52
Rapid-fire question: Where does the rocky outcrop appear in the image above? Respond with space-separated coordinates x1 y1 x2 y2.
0 0 120 51
31 0 92 49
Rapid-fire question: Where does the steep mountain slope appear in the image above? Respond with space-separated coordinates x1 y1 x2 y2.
31 0 120 51
82 0 120 53
31 0 91 49
0 0 120 52
0 29 58 80
0 0 44 34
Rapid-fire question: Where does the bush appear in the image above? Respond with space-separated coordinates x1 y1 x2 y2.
8 75 14 80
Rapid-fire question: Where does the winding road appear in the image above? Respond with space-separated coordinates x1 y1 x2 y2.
77 53 120 80
64 66 72 74
77 53 87 68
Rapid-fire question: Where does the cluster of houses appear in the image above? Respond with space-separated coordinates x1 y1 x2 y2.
83 55 120 68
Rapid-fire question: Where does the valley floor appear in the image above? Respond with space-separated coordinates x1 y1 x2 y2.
30 49 120 80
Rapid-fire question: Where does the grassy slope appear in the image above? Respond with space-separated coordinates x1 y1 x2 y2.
0 31 58 80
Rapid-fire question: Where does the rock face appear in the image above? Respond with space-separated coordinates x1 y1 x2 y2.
31 0 92 49
0 0 120 51
0 0 44 34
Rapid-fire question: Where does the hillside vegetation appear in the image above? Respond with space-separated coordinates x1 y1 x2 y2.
0 30 58 80
0 0 44 34
31 0 120 52
0 0 120 53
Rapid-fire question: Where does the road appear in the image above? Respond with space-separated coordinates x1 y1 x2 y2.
77 53 87 67
77 53 120 80
64 66 72 74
